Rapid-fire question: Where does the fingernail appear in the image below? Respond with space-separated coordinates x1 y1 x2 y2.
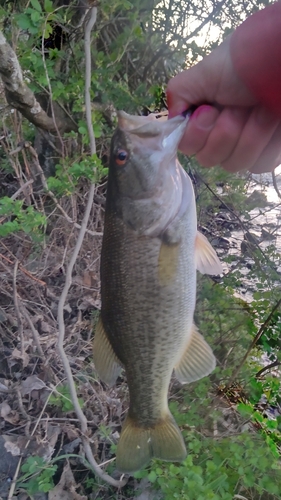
166 90 189 119
191 105 217 129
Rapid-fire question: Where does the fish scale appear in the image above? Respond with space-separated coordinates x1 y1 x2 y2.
102 218 195 369
93 111 223 473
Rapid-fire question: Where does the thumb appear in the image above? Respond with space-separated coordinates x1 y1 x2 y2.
166 73 192 118
166 65 210 118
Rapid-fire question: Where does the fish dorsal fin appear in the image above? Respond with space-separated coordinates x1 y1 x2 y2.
174 324 216 384
92 316 122 387
195 231 223 275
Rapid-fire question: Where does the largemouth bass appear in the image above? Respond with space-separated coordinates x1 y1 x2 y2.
93 111 222 474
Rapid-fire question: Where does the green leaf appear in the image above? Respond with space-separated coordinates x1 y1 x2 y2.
0 221 19 237
44 23 53 38
78 126 87 135
148 470 157 483
134 469 148 479
44 0 53 12
16 14 33 30
208 474 228 489
133 25 142 38
155 467 163 475
93 122 102 139
29 24 41 34
31 9 41 23
30 0 42 12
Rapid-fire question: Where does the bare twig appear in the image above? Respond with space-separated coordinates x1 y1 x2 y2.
0 252 46 286
7 454 23 500
10 258 45 360
38 128 63 155
10 179 34 200
24 142 102 237
8 385 58 499
84 8 97 156
56 7 127 488
21 305 45 358
255 360 281 378
9 142 25 155
226 297 281 387
185 0 227 43
13 260 24 357
16 387 31 435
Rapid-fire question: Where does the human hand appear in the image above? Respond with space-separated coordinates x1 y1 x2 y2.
166 37 281 174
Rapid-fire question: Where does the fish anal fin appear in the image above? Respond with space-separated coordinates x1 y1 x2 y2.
195 231 223 275
116 413 187 474
158 242 180 286
92 316 122 387
174 324 216 384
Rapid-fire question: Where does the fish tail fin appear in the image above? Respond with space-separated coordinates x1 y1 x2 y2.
116 413 187 474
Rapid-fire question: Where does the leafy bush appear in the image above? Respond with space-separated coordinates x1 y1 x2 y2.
135 389 281 499
18 456 57 494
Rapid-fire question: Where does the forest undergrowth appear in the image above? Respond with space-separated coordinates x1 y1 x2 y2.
0 137 281 500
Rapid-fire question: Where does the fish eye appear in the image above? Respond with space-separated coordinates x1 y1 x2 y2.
116 149 128 166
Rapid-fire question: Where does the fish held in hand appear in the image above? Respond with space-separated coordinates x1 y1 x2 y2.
93 111 222 474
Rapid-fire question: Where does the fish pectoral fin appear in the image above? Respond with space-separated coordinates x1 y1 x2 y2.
174 324 216 384
92 316 122 387
195 231 223 275
116 413 187 474
158 241 180 286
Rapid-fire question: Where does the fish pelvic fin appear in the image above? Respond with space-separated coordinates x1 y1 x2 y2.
174 324 216 384
92 315 122 387
116 413 187 474
195 231 223 275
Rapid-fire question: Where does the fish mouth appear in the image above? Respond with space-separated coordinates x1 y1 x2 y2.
117 111 188 157
117 111 159 131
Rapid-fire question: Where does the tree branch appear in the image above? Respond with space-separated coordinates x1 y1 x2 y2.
84 7 97 156
226 297 281 387
184 0 227 44
255 360 281 378
0 31 65 133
